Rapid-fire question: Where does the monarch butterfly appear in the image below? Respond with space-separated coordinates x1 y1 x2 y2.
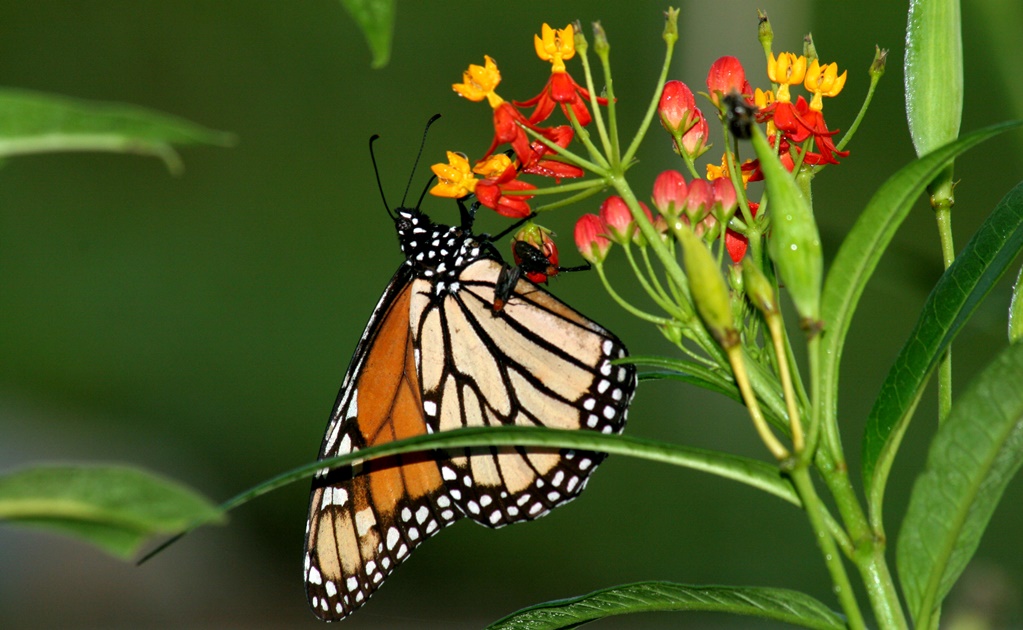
304 135 637 622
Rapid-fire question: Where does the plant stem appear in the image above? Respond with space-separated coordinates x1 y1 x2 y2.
932 170 956 424
789 466 866 630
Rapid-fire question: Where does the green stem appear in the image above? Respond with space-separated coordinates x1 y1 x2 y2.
622 243 683 319
594 263 673 325
932 170 956 423
620 21 676 166
789 466 866 630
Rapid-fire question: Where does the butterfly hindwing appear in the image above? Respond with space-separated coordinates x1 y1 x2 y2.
413 259 635 528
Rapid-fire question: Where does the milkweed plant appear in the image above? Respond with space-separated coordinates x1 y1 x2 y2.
419 8 1023 630
5 4 1023 630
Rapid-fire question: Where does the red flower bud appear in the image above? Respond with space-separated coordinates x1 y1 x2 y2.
685 178 713 223
712 177 738 218
652 170 688 217
658 80 698 135
706 56 752 106
599 196 633 243
680 109 710 158
574 213 611 264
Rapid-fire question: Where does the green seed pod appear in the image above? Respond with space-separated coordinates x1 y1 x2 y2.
674 222 737 348
751 126 822 323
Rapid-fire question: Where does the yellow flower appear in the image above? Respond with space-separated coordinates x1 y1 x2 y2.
533 23 575 73
706 155 728 181
803 59 847 111
754 88 777 135
473 154 513 179
767 52 807 103
452 55 504 108
430 152 477 198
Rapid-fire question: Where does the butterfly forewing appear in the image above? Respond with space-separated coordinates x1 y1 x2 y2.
412 259 636 528
305 277 461 621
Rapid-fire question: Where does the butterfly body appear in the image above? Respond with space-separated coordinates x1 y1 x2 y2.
305 204 636 621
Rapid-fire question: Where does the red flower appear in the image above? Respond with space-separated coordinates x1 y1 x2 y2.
726 202 758 264
516 71 608 127
767 96 849 165
483 101 540 166
475 162 536 218
521 125 583 181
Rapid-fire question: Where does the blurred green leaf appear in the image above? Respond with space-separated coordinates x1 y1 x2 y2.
0 464 223 559
896 341 1023 627
0 88 234 173
486 581 845 630
905 0 963 157
818 121 1021 472
339 0 395 68
864 180 1023 525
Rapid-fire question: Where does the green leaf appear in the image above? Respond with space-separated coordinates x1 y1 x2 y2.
863 179 1023 524
818 121 1021 471
486 581 845 630
0 464 223 559
896 341 1023 627
141 426 799 562
905 0 963 157
0 88 234 173
339 0 395 68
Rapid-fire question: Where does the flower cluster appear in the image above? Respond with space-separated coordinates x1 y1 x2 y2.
431 23 604 219
577 47 851 271
434 12 870 342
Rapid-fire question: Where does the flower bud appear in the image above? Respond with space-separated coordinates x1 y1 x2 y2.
658 80 698 135
757 10 773 52
574 213 611 264
706 56 752 106
663 7 680 46
680 110 710 158
870 45 888 80
599 196 632 243
684 178 713 224
711 177 738 220
652 170 688 218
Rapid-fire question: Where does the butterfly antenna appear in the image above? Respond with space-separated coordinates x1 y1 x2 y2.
400 114 442 208
369 134 394 219
414 174 438 210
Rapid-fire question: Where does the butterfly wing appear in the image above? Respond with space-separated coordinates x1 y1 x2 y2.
411 259 636 528
304 266 462 621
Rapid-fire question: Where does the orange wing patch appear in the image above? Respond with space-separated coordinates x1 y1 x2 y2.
304 283 460 621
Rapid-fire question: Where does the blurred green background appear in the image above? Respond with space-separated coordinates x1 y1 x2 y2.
2 1 1022 627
